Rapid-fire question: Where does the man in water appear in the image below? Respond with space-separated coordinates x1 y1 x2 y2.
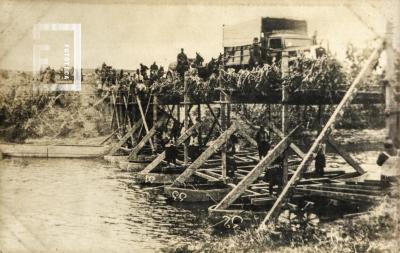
255 126 270 160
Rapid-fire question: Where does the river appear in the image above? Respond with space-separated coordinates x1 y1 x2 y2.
0 149 382 252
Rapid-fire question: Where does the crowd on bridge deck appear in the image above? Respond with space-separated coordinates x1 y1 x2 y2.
95 48 225 96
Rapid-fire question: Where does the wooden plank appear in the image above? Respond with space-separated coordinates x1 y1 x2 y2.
295 188 381 203
140 122 201 174
259 41 384 229
173 122 239 186
298 185 384 196
128 116 167 160
214 126 298 210
108 118 143 155
327 137 365 175
194 171 220 182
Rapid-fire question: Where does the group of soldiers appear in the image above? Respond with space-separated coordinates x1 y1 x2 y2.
96 62 165 89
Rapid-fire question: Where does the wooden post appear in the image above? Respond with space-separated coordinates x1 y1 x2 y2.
184 72 189 165
153 95 158 151
220 69 227 179
108 118 143 155
384 21 399 154
281 51 289 186
259 42 384 229
128 116 167 161
197 104 202 146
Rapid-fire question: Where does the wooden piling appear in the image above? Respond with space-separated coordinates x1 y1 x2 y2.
281 51 289 186
219 69 227 179
385 21 399 154
184 73 189 165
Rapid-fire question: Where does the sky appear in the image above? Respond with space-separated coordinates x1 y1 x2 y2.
0 0 399 71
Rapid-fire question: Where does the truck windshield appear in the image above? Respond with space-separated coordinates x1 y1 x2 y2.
284 38 312 48
269 38 282 49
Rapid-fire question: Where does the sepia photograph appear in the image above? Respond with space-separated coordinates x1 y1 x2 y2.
0 0 399 252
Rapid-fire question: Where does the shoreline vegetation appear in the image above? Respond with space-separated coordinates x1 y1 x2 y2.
160 198 398 253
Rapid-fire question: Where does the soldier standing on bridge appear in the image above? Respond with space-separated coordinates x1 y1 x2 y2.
249 37 262 69
255 126 271 160
177 48 189 78
158 66 165 79
227 134 239 179
150 62 159 82
314 144 326 177
265 154 284 195
140 63 149 80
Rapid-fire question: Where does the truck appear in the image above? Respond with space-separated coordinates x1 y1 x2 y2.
223 17 323 68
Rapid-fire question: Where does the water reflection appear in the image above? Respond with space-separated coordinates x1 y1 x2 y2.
0 158 208 252
0 150 382 252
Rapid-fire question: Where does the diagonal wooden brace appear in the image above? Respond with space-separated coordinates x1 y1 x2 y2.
140 122 201 174
214 125 299 210
236 122 258 147
108 118 143 155
327 137 365 175
128 116 167 161
172 122 239 186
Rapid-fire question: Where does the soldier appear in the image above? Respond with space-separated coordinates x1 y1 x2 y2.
314 144 326 177
177 48 189 78
163 130 178 165
255 126 270 160
189 130 200 161
227 134 238 178
158 66 165 79
150 62 159 82
249 37 262 69
265 154 284 195
140 63 149 80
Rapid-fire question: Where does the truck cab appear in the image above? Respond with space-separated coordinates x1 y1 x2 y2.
223 17 321 68
265 33 315 63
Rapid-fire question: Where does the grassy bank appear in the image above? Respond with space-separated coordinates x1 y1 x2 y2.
0 70 111 143
160 198 399 253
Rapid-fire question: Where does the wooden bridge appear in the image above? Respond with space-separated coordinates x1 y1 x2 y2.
102 24 399 230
